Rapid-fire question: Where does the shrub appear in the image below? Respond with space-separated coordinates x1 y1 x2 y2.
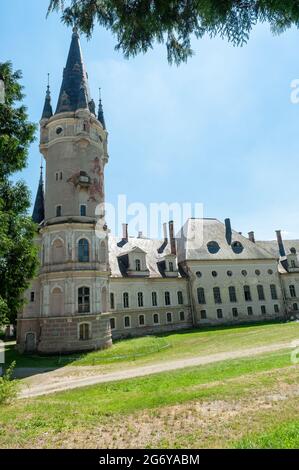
0 361 18 405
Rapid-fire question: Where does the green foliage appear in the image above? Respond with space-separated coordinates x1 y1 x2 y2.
235 421 299 449
48 1 299 64
0 62 38 326
0 361 18 405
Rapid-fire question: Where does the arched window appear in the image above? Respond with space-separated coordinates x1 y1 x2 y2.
138 292 144 307
78 287 90 313
79 323 91 340
123 292 129 308
135 259 141 271
78 238 89 262
164 291 171 306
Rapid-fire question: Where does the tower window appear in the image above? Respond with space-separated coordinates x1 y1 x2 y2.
80 205 87 217
78 238 89 262
78 287 90 313
79 323 91 340
56 205 62 217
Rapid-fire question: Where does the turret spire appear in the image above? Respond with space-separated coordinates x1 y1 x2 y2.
41 73 53 119
98 88 106 129
32 161 45 224
56 28 95 115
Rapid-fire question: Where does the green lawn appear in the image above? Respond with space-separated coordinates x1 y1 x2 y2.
0 348 298 448
5 320 299 373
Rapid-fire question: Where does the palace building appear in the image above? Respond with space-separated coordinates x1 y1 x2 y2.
17 30 299 354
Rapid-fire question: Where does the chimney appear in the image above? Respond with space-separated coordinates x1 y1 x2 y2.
275 230 286 258
225 218 232 245
122 223 128 241
169 220 176 255
248 231 255 243
163 223 168 243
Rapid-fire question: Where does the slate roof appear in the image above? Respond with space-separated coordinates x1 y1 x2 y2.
256 240 299 258
176 218 276 262
32 169 45 224
108 235 173 278
41 85 53 119
55 28 93 115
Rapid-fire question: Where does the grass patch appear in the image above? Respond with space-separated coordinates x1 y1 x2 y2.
234 420 299 449
0 348 298 448
5 320 299 371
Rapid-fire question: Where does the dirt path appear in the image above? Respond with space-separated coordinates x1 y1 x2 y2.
19 342 292 399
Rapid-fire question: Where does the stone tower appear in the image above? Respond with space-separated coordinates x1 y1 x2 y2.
17 29 112 353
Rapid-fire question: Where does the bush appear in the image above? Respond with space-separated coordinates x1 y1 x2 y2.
0 361 18 405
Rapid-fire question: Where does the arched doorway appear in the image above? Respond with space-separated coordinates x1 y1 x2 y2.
25 332 36 352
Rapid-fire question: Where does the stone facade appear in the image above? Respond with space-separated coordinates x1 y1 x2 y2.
16 31 298 355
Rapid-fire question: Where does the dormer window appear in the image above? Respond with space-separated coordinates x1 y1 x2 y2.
169 262 174 272
135 259 141 271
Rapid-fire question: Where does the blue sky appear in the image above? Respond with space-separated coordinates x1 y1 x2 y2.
1 0 299 240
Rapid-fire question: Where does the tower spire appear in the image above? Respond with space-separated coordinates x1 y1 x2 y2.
98 88 106 129
32 161 45 224
41 73 53 119
55 28 94 114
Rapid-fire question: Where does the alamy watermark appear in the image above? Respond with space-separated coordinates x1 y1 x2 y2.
95 195 204 243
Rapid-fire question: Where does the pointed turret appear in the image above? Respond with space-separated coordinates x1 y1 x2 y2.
32 165 45 224
41 75 53 119
98 89 106 129
56 27 94 115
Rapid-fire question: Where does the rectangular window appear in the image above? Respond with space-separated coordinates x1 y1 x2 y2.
270 284 278 300
197 288 206 304
247 306 253 315
169 262 174 272
217 309 223 319
110 318 116 330
165 291 171 306
56 205 62 217
232 308 238 317
110 293 115 310
244 285 252 302
177 291 184 305
261 305 266 315
257 285 265 301
139 314 145 326
153 313 159 324
123 292 129 308
80 204 87 216
200 310 207 319
152 292 157 307
179 311 185 321
30 292 35 302
213 287 222 304
228 286 237 303
274 304 280 313
138 292 144 307
167 312 172 323
124 316 131 328
293 303 298 311
290 285 297 298
79 323 90 340
78 287 90 313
